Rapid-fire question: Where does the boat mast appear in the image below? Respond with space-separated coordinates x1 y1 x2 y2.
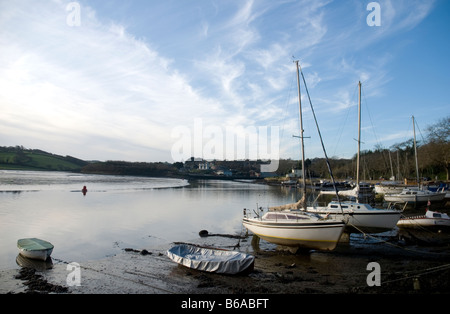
356 81 362 201
298 63 344 213
295 60 307 209
412 115 420 188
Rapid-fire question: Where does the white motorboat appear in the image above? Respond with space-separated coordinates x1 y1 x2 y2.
384 187 446 203
306 201 402 234
17 238 54 261
243 210 345 251
166 244 255 275
397 210 450 230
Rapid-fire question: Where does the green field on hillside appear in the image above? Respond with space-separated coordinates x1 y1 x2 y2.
0 147 87 172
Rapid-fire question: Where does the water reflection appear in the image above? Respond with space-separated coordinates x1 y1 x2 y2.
16 254 53 271
0 171 293 270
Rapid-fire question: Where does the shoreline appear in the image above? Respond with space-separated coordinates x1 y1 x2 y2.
2 232 450 295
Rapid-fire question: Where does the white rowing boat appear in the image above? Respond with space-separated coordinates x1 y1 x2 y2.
167 244 255 275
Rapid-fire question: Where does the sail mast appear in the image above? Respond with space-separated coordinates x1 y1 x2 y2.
295 60 307 209
412 115 420 188
356 81 362 201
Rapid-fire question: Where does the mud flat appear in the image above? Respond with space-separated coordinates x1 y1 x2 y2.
1 233 450 296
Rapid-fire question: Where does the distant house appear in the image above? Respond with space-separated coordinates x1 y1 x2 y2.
198 161 213 170
286 168 303 178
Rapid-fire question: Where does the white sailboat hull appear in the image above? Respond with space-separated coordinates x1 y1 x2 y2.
306 202 402 233
374 184 405 194
397 210 450 230
243 218 345 251
397 217 450 229
384 189 446 203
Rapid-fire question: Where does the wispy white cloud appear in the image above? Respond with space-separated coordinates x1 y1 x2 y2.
0 0 441 162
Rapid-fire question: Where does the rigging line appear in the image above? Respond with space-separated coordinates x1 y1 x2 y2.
332 84 357 157
413 117 427 145
279 72 296 141
361 84 382 149
345 222 446 256
352 263 450 290
380 263 450 286
298 63 344 214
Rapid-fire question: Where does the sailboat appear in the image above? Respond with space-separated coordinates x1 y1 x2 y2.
305 81 401 234
320 181 374 200
384 116 446 204
242 61 345 251
319 83 374 201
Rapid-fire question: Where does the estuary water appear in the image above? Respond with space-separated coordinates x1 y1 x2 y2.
0 170 301 270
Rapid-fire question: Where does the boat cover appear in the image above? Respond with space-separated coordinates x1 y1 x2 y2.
167 244 254 274
17 238 54 251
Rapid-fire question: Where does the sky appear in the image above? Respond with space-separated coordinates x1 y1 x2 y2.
0 0 449 165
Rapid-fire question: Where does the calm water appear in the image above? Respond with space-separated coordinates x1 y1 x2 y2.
0 170 301 270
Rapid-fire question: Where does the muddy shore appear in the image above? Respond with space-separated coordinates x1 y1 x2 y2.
2 230 450 298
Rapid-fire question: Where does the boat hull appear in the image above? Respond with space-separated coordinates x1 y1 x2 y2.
242 218 345 251
307 209 401 233
17 238 54 261
18 248 53 261
397 217 450 230
384 190 446 203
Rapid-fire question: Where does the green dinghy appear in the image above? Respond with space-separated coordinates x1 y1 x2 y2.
17 238 54 261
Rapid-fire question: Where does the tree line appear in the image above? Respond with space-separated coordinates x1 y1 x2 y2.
2 116 447 180
276 116 449 181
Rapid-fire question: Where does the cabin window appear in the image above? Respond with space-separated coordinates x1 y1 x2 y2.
433 213 442 218
286 214 307 220
266 214 278 220
266 213 288 220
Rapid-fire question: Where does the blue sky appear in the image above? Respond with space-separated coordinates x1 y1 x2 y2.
0 0 449 164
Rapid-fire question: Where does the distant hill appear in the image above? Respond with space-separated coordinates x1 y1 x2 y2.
0 146 88 172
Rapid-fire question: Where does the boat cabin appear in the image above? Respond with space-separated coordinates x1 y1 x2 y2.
263 212 320 221
326 201 375 211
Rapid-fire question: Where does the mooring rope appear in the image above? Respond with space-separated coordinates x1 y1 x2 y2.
51 255 176 294
346 220 448 256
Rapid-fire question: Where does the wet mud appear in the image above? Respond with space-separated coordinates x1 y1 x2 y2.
2 230 450 295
